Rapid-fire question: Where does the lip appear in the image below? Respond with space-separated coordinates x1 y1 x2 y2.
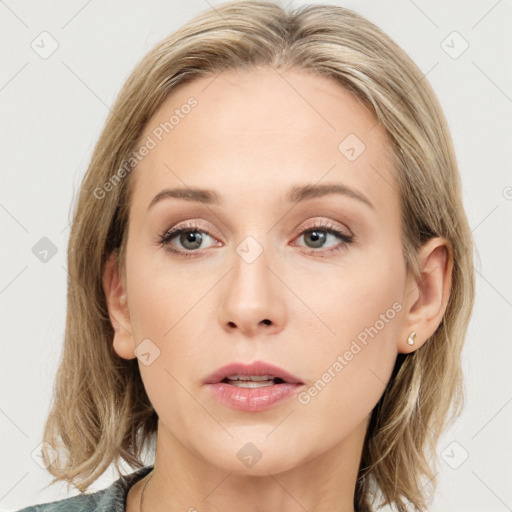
203 361 303 385
204 360 305 412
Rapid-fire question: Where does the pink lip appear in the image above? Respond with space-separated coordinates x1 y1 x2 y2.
204 360 305 412
203 361 303 385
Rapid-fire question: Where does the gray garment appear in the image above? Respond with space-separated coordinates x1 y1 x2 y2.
16 466 153 512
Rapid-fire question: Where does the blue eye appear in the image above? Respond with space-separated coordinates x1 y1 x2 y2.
158 221 354 258
297 225 353 253
158 226 217 258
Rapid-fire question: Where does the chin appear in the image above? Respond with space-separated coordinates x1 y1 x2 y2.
196 432 309 476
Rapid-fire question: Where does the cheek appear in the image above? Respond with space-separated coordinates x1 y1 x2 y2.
124 253 211 410
293 254 404 417
125 276 205 440
294 348 395 455
291 246 404 349
294 300 401 448
127 279 172 345
126 246 204 344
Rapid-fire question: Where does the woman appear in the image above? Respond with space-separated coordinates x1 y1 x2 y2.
17 1 474 511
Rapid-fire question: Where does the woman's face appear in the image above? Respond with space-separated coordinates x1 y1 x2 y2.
111 66 415 474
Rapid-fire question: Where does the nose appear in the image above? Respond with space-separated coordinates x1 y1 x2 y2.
217 236 286 337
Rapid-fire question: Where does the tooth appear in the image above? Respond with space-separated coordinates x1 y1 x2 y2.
229 380 274 388
225 375 275 381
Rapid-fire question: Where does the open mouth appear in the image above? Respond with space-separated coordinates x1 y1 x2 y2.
220 375 287 388
205 361 304 412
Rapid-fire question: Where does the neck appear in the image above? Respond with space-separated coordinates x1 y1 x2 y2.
129 416 369 512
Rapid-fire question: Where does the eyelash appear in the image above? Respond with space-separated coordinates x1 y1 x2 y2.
157 220 354 259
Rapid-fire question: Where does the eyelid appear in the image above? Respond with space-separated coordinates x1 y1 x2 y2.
163 217 352 243
157 216 355 261
163 219 220 238
293 218 353 238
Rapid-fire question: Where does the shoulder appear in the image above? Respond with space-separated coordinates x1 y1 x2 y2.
14 490 106 512
15 466 154 512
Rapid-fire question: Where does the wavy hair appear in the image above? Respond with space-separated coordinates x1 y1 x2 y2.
41 2 475 511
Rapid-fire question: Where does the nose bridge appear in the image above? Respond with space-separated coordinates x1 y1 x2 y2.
231 232 274 306
218 229 285 335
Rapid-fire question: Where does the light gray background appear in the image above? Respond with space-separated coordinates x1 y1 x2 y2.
1 0 511 510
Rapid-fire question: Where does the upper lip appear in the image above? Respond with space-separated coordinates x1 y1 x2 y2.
204 360 304 385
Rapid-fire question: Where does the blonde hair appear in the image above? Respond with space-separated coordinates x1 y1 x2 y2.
42 2 475 511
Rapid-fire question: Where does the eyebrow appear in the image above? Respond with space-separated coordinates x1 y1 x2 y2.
148 182 374 210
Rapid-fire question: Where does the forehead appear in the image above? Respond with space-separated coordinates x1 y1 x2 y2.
130 66 397 214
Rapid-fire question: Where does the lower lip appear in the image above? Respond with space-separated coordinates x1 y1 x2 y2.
207 382 303 412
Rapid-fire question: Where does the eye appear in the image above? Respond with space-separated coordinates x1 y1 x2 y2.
158 222 219 258
293 220 354 255
157 220 354 258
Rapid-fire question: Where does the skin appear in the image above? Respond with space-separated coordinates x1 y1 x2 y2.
103 66 452 511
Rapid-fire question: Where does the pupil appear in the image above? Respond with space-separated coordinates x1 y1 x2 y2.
307 229 326 248
181 231 202 250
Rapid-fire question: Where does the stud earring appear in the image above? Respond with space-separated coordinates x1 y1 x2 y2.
407 331 416 346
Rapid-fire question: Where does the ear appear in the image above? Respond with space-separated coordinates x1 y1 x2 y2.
398 237 453 354
103 251 136 360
